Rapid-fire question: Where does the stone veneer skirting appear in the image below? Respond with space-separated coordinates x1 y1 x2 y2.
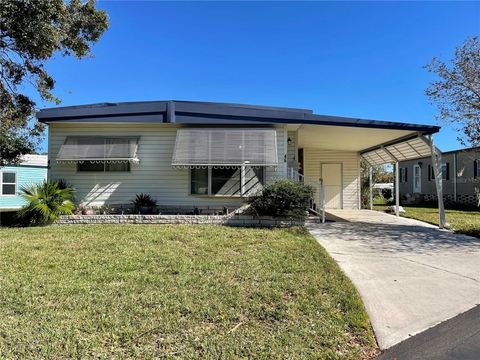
55 214 307 227
423 193 479 206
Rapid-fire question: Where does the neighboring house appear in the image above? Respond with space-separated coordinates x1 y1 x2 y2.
37 100 439 213
373 183 394 191
399 147 480 205
373 183 394 200
0 154 48 214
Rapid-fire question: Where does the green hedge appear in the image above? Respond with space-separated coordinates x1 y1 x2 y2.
247 179 314 220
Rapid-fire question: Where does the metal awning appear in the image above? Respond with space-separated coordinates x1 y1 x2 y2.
172 128 278 167
361 135 432 165
56 136 140 163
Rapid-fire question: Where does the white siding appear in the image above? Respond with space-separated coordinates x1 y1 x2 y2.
48 123 286 207
303 149 360 209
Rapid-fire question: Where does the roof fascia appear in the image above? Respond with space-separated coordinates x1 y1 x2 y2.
37 102 168 122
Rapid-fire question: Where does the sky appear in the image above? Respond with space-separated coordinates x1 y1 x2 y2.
35 1 480 152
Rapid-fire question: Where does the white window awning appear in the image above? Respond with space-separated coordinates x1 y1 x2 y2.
361 135 432 166
172 128 278 167
56 136 140 163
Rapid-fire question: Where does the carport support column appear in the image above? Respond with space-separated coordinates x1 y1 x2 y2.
428 135 446 229
369 166 373 210
395 162 400 217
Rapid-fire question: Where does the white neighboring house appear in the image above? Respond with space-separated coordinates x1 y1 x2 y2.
373 183 394 190
37 100 440 214
373 183 394 201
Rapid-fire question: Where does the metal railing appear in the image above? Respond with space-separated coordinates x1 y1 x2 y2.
287 167 325 223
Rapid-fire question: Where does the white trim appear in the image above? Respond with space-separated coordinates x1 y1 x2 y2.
0 170 17 196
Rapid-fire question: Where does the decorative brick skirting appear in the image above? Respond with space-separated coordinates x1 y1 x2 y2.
423 193 478 206
55 214 306 227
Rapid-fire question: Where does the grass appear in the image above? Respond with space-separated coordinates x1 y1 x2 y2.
373 204 480 237
0 225 376 359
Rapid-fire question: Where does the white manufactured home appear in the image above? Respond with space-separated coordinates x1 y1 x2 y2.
37 100 440 214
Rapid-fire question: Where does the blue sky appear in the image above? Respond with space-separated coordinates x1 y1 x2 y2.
36 1 479 152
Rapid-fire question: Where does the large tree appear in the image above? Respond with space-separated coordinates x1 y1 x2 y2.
0 0 108 165
425 37 480 146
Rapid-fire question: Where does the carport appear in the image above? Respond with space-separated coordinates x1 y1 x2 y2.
360 133 447 228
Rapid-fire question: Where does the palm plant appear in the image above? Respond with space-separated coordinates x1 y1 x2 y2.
17 181 75 226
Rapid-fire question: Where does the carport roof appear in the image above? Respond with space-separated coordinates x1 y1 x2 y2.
360 134 433 166
37 100 440 134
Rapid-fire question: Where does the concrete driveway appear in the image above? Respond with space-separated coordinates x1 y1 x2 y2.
307 210 480 350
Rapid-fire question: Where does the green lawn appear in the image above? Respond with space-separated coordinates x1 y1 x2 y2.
373 205 480 237
0 225 376 359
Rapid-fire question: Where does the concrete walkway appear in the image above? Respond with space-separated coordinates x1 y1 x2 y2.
307 210 480 350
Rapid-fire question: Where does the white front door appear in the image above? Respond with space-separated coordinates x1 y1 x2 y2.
321 163 342 209
413 164 421 193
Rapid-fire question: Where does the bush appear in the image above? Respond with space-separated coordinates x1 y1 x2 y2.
17 181 75 226
381 188 392 201
247 179 314 220
132 193 157 214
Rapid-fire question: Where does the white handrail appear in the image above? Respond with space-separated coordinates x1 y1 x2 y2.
287 167 325 223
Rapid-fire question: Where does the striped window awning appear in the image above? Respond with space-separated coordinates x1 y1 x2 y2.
172 128 278 167
56 136 140 163
361 136 432 166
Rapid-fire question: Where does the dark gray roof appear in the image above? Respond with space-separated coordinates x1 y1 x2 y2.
441 146 480 155
37 100 440 134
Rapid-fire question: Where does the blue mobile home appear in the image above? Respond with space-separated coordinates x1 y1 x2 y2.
0 155 48 224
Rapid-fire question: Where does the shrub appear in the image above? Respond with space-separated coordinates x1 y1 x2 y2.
55 178 73 190
247 179 314 219
132 193 157 214
381 188 392 201
17 181 75 226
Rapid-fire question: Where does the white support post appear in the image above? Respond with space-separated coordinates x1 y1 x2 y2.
428 135 447 229
369 166 373 210
453 152 457 202
395 162 400 217
320 179 325 223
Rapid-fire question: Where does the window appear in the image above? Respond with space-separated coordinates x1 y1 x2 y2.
77 162 130 172
440 164 447 180
190 168 209 195
1 172 16 195
476 160 480 178
190 167 265 196
211 168 241 195
399 167 407 183
413 165 421 193
440 163 449 181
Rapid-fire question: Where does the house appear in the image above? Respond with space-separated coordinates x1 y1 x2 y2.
37 100 439 214
399 147 480 206
0 155 48 224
